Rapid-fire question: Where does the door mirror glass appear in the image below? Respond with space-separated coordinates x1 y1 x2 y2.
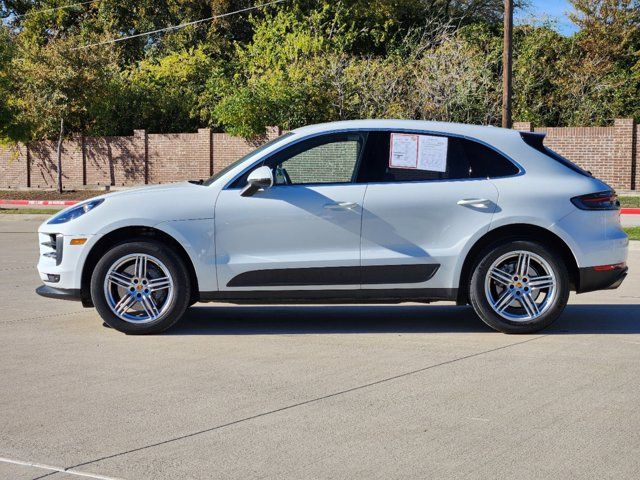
241 165 273 197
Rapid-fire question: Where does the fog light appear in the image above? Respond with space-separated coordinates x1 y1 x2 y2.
46 274 60 283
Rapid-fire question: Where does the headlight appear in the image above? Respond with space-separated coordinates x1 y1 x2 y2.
48 199 105 225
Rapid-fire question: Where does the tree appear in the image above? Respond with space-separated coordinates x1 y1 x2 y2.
569 0 640 123
105 46 217 135
10 35 119 190
0 26 19 143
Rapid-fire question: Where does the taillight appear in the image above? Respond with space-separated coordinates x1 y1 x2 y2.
571 190 620 210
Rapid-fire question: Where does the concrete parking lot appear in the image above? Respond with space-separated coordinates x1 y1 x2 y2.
1 215 640 480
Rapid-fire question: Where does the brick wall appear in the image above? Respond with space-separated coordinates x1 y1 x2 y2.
85 130 146 186
212 126 280 173
1 121 638 190
148 129 211 183
29 137 83 189
0 144 28 188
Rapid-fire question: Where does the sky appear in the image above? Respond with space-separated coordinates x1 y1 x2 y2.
516 0 579 35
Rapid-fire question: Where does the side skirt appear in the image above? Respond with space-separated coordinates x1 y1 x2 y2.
198 288 458 305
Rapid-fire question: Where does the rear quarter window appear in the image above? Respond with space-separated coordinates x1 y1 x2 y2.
520 132 592 177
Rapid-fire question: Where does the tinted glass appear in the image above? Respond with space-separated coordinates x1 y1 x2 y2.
274 137 361 185
232 133 364 188
520 132 591 177
356 132 518 183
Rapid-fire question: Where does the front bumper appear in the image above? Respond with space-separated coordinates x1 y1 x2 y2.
577 265 628 293
36 285 82 301
37 232 99 290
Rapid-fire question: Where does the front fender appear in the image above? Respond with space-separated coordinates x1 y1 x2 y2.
154 219 217 292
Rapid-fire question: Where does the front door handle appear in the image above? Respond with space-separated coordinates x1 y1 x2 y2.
324 201 358 210
457 198 491 207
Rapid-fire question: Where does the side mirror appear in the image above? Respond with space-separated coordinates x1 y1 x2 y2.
241 166 273 197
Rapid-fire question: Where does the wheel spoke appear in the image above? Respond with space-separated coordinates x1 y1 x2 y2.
489 267 512 286
517 252 530 277
493 289 515 313
107 271 132 289
520 292 540 319
134 255 147 279
529 275 554 289
114 293 137 315
147 276 171 292
140 296 160 320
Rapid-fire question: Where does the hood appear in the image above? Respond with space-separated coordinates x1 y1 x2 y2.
97 181 200 200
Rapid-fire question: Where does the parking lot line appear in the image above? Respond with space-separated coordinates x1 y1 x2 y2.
63 334 548 473
0 456 124 480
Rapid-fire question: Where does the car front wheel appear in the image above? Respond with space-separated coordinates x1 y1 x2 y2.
469 240 570 334
90 240 191 334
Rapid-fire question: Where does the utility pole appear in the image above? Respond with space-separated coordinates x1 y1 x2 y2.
502 0 513 128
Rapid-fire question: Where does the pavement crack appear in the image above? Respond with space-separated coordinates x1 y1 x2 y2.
65 334 548 471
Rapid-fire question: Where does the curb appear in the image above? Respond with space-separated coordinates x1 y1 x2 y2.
0 199 78 207
621 208 640 215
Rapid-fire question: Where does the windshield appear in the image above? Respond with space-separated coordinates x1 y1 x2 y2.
202 132 294 186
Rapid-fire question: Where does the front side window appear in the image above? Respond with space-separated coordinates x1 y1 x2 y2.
271 134 363 185
230 133 364 188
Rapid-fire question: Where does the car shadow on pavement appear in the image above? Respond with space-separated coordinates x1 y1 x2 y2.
167 303 640 335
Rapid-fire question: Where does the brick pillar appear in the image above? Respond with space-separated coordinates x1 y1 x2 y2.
134 129 148 184
197 128 213 177
512 121 533 132
266 125 281 140
81 134 86 186
613 119 635 190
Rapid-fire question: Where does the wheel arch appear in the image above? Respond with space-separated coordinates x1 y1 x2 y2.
456 223 579 305
80 226 200 307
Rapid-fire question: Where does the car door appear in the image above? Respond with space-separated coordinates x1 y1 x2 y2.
215 132 367 291
356 131 509 292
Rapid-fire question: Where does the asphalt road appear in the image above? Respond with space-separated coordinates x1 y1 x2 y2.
1 215 640 480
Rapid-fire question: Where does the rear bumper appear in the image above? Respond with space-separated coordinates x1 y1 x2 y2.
577 265 628 293
36 285 82 302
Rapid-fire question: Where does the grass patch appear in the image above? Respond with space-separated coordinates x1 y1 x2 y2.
0 190 106 201
620 196 640 208
624 227 640 241
0 207 61 215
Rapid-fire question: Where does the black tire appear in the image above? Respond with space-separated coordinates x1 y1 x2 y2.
469 240 569 334
90 239 191 334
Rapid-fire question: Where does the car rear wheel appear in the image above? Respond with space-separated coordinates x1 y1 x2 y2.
90 240 191 334
469 240 569 333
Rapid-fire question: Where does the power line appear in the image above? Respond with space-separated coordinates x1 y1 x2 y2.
13 0 101 18
72 0 286 50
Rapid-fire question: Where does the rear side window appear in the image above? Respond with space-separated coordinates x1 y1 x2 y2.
520 132 592 177
355 132 518 183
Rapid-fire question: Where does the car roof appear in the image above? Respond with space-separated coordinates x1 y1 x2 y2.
291 120 522 144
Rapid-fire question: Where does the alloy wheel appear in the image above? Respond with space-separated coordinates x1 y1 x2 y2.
483 250 557 322
103 253 174 324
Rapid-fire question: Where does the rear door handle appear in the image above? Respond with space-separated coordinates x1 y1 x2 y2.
324 201 358 210
457 198 491 207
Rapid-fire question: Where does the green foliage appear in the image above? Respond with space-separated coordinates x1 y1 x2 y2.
10 34 120 141
114 46 217 134
0 0 638 140
211 9 338 137
0 26 19 143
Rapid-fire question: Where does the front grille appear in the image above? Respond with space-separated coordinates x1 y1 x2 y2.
41 233 63 266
